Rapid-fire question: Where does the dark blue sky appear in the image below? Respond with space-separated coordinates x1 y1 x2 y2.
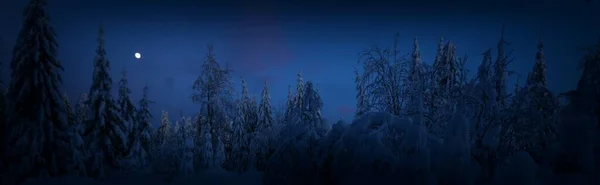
1 0 599 124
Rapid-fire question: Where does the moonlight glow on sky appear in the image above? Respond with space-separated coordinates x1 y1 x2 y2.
135 52 141 59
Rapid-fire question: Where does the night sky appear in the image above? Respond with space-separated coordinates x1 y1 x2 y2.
0 0 599 125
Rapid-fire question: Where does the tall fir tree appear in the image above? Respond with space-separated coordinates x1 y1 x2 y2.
63 93 87 175
3 0 85 182
294 71 305 111
527 40 548 88
191 45 234 165
117 70 137 135
134 85 153 167
493 26 510 108
254 81 275 170
239 77 258 134
257 81 274 132
408 37 424 125
200 121 214 168
230 94 250 172
74 93 89 129
284 85 294 123
156 111 172 147
83 26 128 178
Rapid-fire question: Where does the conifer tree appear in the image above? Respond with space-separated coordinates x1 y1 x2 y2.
408 37 424 125
74 93 89 128
3 0 85 181
65 93 76 126
254 81 275 170
200 122 214 168
527 40 548 88
230 95 250 172
493 26 511 108
191 44 234 153
84 26 128 178
117 70 137 134
156 111 172 147
257 81 274 132
284 85 294 123
294 71 305 111
135 85 153 166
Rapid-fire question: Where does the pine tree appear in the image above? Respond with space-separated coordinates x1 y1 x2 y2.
527 40 548 88
213 134 225 168
284 85 294 123
301 81 326 137
84 26 128 178
512 39 558 156
64 93 76 126
201 122 214 168
408 37 424 125
477 49 493 84
294 71 305 111
239 77 258 135
254 81 275 170
257 81 274 133
74 93 89 128
354 66 368 118
156 111 172 147
3 0 84 181
117 70 137 136
134 85 153 167
493 26 510 108
230 97 249 172
63 93 87 175
191 44 234 156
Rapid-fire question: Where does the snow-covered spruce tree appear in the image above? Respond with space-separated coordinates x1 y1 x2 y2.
301 81 327 136
3 0 85 182
354 66 369 118
152 111 177 174
407 37 425 125
430 40 464 137
468 49 502 182
357 33 406 116
200 122 214 168
173 115 195 175
117 70 137 140
253 81 275 171
230 96 250 173
510 40 559 164
423 37 446 136
133 85 153 168
239 77 258 136
492 26 512 108
63 93 87 176
264 80 329 185
83 26 128 178
294 71 305 111
191 44 234 169
284 85 294 123
156 111 172 147
213 134 225 168
74 93 89 128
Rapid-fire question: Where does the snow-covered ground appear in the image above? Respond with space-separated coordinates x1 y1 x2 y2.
23 169 262 185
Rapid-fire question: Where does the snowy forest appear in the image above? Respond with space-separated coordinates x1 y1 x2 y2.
0 0 599 185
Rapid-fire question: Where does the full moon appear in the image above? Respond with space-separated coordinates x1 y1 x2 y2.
134 52 141 59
